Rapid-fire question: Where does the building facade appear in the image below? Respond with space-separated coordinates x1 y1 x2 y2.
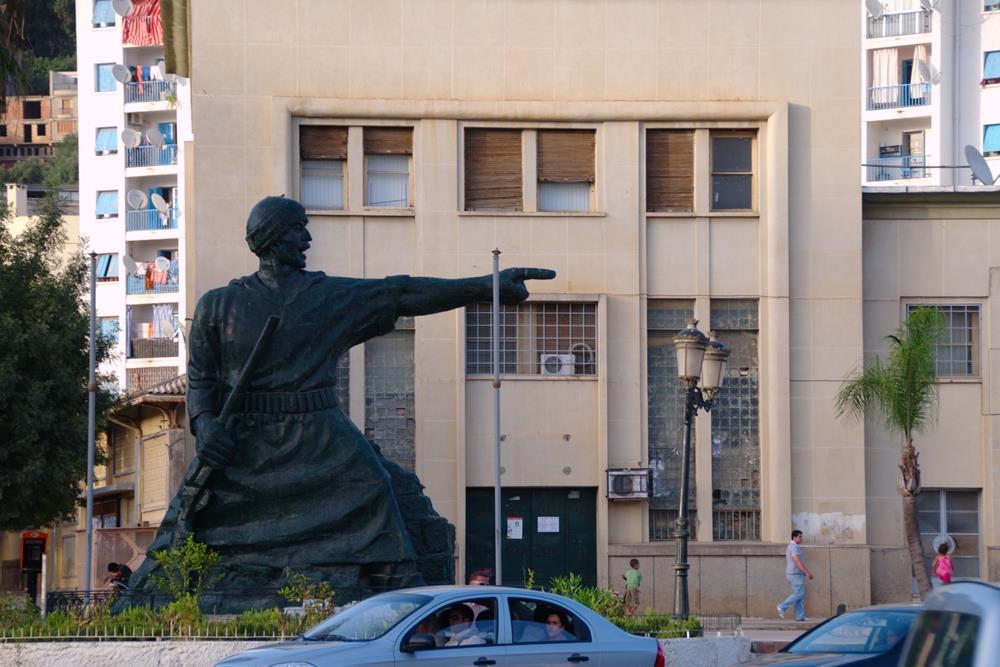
862 0 1000 185
0 71 78 167
75 0 193 396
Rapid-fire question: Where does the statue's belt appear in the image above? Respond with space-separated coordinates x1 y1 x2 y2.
222 386 339 414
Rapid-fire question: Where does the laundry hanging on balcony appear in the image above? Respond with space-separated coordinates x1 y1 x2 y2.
872 48 899 107
122 0 164 47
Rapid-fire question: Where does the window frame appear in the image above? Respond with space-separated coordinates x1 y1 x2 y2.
709 130 757 212
95 63 116 93
95 253 119 281
905 303 982 380
983 50 1000 86
983 124 1000 157
96 190 119 218
507 596 592 645
92 0 116 28
465 299 599 378
363 126 413 209
400 596 500 650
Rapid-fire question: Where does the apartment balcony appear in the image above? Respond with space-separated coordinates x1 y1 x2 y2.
126 366 179 394
130 336 178 359
126 208 179 232
125 144 177 169
865 10 931 40
866 83 931 111
124 80 175 105
127 274 178 295
866 154 930 182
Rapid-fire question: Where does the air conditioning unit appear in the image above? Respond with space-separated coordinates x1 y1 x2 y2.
607 468 652 500
127 113 144 125
540 353 575 376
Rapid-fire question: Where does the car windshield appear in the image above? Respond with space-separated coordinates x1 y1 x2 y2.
303 593 431 641
788 610 915 655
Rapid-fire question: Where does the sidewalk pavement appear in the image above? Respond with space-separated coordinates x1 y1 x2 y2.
739 617 825 653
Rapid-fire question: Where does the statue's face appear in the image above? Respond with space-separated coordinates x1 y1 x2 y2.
267 218 311 269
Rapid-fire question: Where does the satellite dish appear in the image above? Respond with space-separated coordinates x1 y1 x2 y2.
865 0 884 19
151 193 169 213
919 0 939 10
154 256 171 272
122 255 138 274
111 0 133 17
111 64 132 84
965 145 999 185
121 128 141 149
126 189 148 210
146 127 164 148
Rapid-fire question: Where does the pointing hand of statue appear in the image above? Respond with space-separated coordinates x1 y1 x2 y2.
195 415 237 468
498 267 557 304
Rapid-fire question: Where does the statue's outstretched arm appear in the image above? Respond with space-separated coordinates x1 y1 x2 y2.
397 268 556 317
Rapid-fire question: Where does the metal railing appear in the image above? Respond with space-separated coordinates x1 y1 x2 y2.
866 10 931 39
866 154 930 181
712 509 761 541
124 80 176 104
649 509 697 542
867 83 931 110
126 208 178 231
129 337 178 359
126 366 180 393
126 274 178 295
125 144 178 168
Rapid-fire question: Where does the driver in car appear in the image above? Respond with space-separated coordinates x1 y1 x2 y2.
442 605 486 646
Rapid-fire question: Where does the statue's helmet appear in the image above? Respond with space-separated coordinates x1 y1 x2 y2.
245 196 307 255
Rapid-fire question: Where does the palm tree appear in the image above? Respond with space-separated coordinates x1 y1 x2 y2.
835 307 945 598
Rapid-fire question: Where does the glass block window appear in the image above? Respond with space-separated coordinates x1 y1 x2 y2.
334 352 349 412
466 302 597 376
365 322 415 472
711 131 754 210
907 304 980 377
647 300 696 541
710 299 760 541
918 490 980 579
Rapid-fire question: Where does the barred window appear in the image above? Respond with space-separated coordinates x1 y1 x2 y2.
710 299 760 541
365 318 415 472
647 300 696 541
465 302 597 376
906 304 980 377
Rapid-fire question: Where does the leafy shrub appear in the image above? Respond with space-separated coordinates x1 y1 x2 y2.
0 592 38 629
278 568 334 628
149 534 221 606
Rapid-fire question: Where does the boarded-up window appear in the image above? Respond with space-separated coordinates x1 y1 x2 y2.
300 126 347 159
363 127 412 155
537 130 594 212
300 125 348 210
464 128 522 211
647 130 694 212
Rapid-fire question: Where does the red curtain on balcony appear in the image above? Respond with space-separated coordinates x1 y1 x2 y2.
122 0 164 46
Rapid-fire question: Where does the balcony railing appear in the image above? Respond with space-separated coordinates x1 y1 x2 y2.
124 79 175 104
127 274 178 295
126 208 178 231
866 10 931 39
866 154 931 181
867 83 931 110
126 366 179 393
712 508 761 541
130 337 178 359
126 144 177 168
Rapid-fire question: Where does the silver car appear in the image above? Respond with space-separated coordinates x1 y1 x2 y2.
899 580 1000 667
215 585 663 667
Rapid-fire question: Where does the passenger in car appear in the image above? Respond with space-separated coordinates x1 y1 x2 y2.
544 611 575 641
442 605 486 646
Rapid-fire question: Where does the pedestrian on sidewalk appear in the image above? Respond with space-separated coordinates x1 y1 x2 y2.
777 530 813 622
622 558 642 616
931 542 952 588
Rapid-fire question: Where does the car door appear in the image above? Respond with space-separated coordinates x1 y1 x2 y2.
506 596 599 667
395 595 510 666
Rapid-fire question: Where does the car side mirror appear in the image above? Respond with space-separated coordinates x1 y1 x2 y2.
402 632 437 652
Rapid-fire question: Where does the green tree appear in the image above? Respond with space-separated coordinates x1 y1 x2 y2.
835 307 946 597
0 0 29 110
0 196 117 530
42 133 78 187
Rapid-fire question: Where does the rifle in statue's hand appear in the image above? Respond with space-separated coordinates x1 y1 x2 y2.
172 315 281 540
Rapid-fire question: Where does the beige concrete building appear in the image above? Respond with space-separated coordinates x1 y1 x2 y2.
168 0 877 618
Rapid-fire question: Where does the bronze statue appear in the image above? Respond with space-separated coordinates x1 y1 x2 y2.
125 196 554 611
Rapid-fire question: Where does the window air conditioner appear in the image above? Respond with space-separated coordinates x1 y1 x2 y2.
540 353 576 376
607 468 652 501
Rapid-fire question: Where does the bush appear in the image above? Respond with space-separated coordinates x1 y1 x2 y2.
0 592 38 629
278 568 334 628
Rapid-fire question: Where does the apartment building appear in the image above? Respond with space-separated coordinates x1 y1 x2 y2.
0 71 78 166
862 0 1000 185
75 0 192 396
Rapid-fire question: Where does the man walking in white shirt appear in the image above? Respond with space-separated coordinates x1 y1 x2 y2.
777 530 813 621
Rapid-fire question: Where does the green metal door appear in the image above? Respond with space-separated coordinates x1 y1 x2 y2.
465 487 596 588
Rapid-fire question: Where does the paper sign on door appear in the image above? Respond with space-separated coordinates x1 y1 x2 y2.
537 516 560 533
507 516 523 540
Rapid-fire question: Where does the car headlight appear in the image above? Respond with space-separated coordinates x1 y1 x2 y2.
268 663 317 667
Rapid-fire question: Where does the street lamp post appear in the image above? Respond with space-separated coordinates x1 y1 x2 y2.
672 320 730 619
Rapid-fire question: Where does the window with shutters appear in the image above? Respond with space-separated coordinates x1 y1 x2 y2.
364 127 412 208
300 125 347 210
537 129 595 212
646 130 694 212
464 128 523 211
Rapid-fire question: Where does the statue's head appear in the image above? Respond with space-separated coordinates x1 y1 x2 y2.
245 196 309 258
